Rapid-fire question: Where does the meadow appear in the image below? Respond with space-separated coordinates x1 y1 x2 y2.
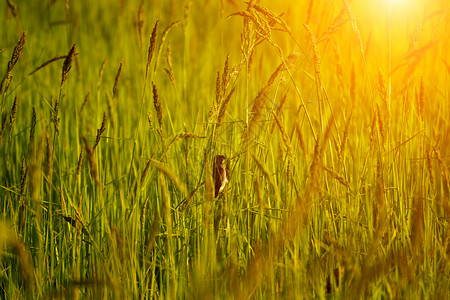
0 0 449 298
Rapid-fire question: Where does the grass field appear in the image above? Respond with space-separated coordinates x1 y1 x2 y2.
0 0 449 298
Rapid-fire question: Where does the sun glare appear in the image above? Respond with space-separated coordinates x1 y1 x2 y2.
387 0 408 5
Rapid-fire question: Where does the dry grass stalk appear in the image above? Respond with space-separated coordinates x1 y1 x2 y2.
303 24 321 84
140 196 149 229
374 176 387 234
9 237 35 289
252 155 281 203
378 69 388 110
310 117 333 191
138 0 145 47
222 54 230 95
431 146 450 192
177 132 206 139
309 136 321 190
45 131 53 187
140 157 153 186
321 115 335 153
29 136 44 217
105 92 115 130
28 107 37 156
184 1 192 30
350 64 356 101
158 133 205 163
216 86 236 129
343 1 364 55
164 67 176 88
79 92 90 117
340 109 353 159
75 146 84 185
8 95 17 142
52 98 60 135
147 111 154 130
61 44 76 88
17 156 28 232
305 0 314 24
376 104 385 147
97 58 107 91
369 113 377 153
405 40 438 61
6 0 17 17
93 112 106 150
321 164 351 189
295 121 308 159
164 44 176 87
418 77 424 121
82 137 100 187
242 53 297 145
247 46 256 74
2 75 12 96
229 10 272 43
272 112 292 156
255 176 264 216
410 192 424 256
152 82 163 129
29 55 67 76
112 226 125 259
204 153 213 228
113 61 123 98
425 147 434 189
249 3 291 36
154 20 180 74
270 88 289 134
6 32 25 71
65 0 70 20
202 153 213 201
146 20 159 80
443 59 450 76
165 43 174 72
1 32 26 94
215 71 221 104
317 8 347 44
0 110 7 144
150 159 188 196
159 172 172 242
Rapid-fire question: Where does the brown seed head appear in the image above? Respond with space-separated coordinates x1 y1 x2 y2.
61 44 76 88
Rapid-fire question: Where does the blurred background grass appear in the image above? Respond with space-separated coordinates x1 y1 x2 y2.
0 0 449 298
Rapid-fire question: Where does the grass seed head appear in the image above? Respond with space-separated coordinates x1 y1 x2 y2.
152 82 163 129
376 104 385 147
8 95 18 142
61 44 76 88
113 61 123 98
146 19 159 79
93 112 106 150
7 31 26 73
154 20 180 74
0 110 7 144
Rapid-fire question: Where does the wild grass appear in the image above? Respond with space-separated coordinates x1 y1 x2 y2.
0 0 449 299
